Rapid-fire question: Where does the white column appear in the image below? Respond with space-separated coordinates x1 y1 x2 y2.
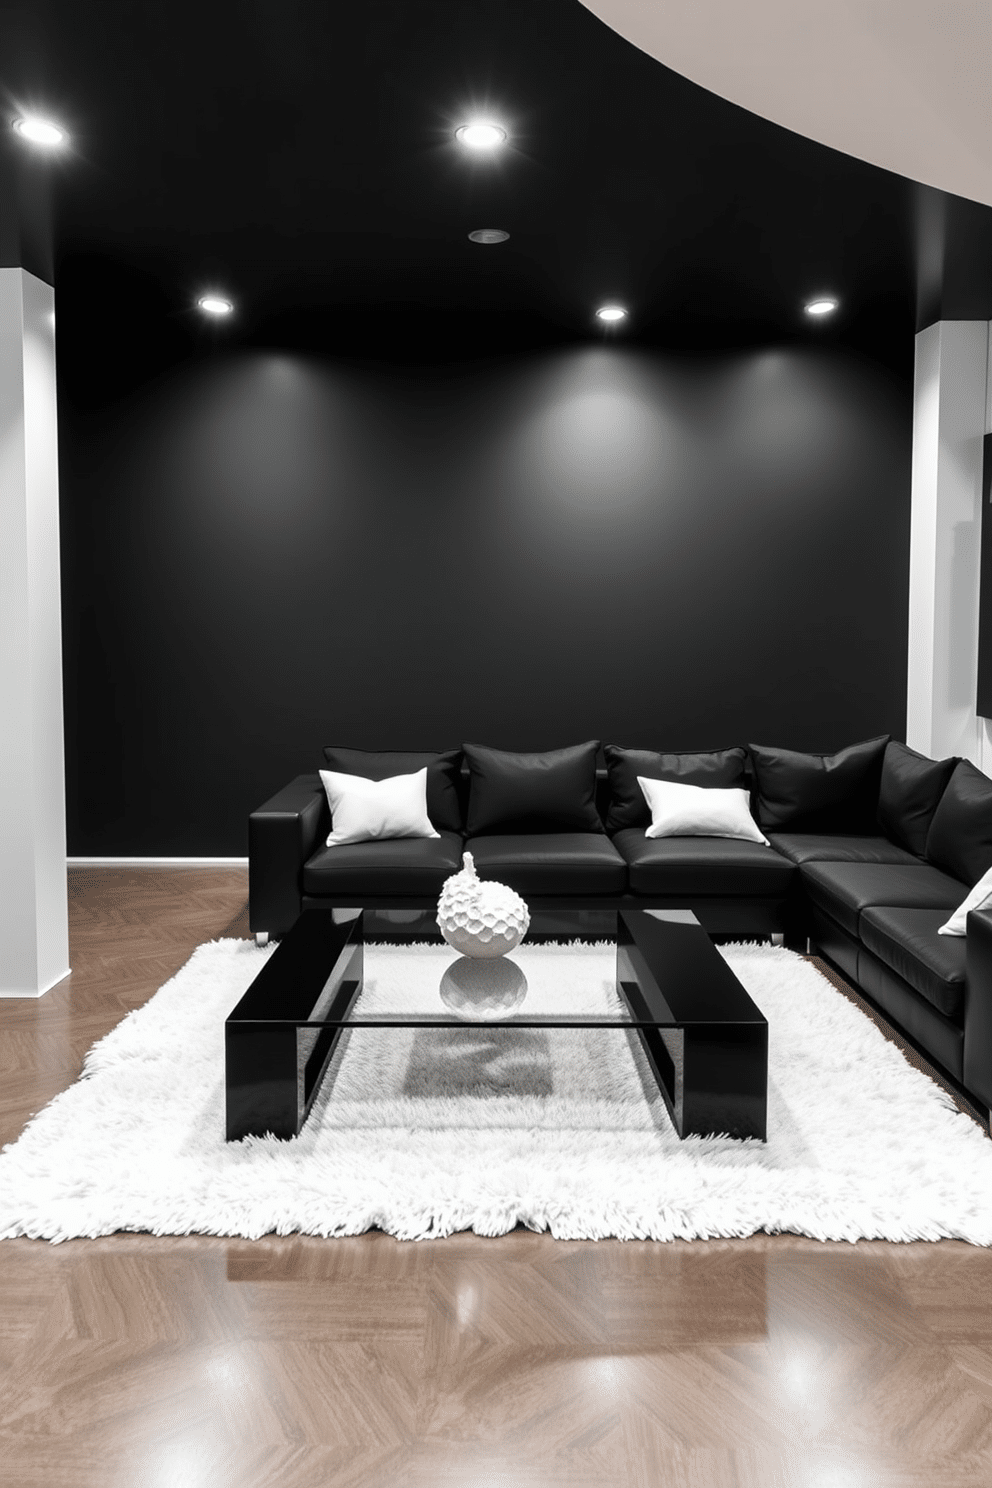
0 267 69 996
982 332 992 778
906 319 989 768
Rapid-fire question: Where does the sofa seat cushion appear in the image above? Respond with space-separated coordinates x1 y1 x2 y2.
859 906 967 1021
303 831 464 897
768 834 920 867
614 829 795 895
466 834 627 896
800 861 965 938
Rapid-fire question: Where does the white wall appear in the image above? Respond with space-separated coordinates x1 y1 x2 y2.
907 319 992 771
0 267 69 996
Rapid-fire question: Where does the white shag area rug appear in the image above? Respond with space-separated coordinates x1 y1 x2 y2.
3 938 992 1245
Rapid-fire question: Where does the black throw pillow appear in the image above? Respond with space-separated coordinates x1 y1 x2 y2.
877 741 957 857
321 746 464 833
925 760 992 887
748 735 889 833
463 741 602 836
603 745 748 834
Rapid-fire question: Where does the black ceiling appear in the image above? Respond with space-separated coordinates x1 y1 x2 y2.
4 0 992 364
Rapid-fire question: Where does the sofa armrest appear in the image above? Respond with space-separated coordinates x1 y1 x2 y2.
249 774 328 935
964 905 992 1116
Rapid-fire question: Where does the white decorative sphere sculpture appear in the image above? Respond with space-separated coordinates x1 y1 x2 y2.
436 852 530 958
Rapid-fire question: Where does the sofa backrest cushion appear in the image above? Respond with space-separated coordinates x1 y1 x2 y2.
603 745 748 833
925 760 992 887
877 741 957 857
321 747 464 833
748 735 889 833
463 741 603 835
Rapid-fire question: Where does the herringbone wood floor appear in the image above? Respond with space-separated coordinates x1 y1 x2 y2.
2 869 992 1487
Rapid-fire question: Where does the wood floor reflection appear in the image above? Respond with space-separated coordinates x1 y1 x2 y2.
1 868 991 1486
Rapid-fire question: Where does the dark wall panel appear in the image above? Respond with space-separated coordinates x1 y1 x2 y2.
59 343 912 854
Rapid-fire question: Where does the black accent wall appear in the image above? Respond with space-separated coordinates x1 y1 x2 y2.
60 337 912 854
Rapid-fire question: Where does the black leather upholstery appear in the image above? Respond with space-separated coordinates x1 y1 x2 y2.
809 905 861 982
614 830 794 895
856 946 964 1081
877 741 957 857
859 906 967 1020
749 735 888 833
249 774 328 934
768 833 920 867
303 831 464 897
965 906 992 1110
808 907 965 1078
466 833 626 895
800 861 964 938
926 760 992 888
247 739 992 1113
463 742 603 835
603 745 748 833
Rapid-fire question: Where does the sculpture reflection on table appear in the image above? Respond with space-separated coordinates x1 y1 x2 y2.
439 955 528 1021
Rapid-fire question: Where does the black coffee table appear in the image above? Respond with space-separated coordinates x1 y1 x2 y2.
225 908 768 1143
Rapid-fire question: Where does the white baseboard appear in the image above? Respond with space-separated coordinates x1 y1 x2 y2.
67 857 249 868
0 966 71 999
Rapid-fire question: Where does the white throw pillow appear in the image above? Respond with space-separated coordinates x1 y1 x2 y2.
938 864 992 936
319 768 440 847
638 776 769 845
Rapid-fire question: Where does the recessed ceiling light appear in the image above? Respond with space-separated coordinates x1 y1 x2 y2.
805 297 838 317
468 228 509 244
596 305 627 323
197 295 234 316
13 116 66 147
455 122 506 149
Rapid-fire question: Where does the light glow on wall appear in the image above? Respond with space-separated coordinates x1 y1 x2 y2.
455 122 507 149
197 296 234 317
13 116 66 147
508 351 670 517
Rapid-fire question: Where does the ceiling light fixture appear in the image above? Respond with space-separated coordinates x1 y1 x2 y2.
596 305 628 323
12 115 66 147
468 228 509 244
197 295 234 317
455 122 506 149
805 297 838 317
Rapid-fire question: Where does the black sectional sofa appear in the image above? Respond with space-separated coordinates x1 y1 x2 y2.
248 736 992 1121
250 742 795 938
